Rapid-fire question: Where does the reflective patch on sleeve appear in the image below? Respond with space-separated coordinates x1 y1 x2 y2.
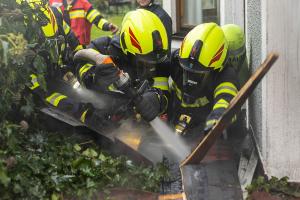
86 9 101 22
69 10 85 19
80 110 88 123
214 82 238 98
79 63 94 79
98 18 108 29
46 92 67 107
29 74 40 90
153 77 169 91
213 98 229 110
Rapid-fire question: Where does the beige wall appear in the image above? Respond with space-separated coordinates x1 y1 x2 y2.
261 0 300 181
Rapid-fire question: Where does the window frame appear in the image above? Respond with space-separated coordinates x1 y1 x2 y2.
174 0 220 38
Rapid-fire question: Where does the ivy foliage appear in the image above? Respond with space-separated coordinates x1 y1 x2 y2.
0 1 169 199
0 121 169 199
246 176 300 199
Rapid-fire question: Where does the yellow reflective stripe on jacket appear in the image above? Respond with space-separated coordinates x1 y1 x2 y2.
29 74 40 90
46 93 67 107
69 10 85 19
80 110 88 123
98 18 108 29
153 77 169 91
206 119 217 127
74 44 84 52
79 63 93 79
213 98 229 110
172 81 210 108
62 20 71 35
214 82 238 98
86 9 100 23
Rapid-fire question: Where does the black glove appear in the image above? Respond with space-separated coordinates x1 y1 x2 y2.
93 63 120 91
135 89 161 122
204 108 224 134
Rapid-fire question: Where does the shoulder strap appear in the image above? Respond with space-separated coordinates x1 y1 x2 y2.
62 0 71 25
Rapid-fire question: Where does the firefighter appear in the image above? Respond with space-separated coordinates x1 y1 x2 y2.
137 0 172 53
222 24 249 86
49 0 119 45
17 0 103 126
76 9 170 122
166 23 239 136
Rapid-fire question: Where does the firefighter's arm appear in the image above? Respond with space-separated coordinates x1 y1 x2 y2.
75 49 120 91
62 20 83 52
151 62 171 114
53 7 83 52
85 6 118 33
205 67 239 132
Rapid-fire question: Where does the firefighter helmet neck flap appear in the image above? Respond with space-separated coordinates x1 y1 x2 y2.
222 24 246 72
179 23 229 103
120 9 168 65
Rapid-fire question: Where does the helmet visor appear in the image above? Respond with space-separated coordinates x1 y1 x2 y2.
179 57 211 73
135 49 168 64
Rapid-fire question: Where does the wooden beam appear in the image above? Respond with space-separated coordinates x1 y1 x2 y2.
180 53 279 166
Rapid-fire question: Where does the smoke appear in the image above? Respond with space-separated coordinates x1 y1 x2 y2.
74 87 110 108
109 118 191 163
150 118 190 161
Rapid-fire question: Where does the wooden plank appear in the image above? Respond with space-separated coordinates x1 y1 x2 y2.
180 53 279 166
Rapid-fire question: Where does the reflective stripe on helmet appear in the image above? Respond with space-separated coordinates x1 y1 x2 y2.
120 9 168 60
179 23 228 71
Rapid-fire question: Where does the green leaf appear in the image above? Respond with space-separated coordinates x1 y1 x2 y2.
86 178 96 188
51 193 59 200
82 148 98 158
73 144 81 152
0 169 11 187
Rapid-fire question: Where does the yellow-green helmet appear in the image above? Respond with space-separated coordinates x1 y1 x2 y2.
222 24 246 69
120 9 168 64
179 23 228 72
16 0 59 38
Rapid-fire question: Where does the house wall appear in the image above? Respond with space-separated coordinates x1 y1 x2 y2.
225 0 300 181
164 0 300 181
260 0 300 181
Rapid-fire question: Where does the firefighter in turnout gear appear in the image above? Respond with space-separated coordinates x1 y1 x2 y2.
166 23 239 135
17 0 104 126
222 24 249 86
49 0 119 45
76 9 170 122
137 0 172 55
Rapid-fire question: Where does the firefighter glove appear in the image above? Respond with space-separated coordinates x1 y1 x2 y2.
93 63 120 91
135 89 160 122
204 108 224 134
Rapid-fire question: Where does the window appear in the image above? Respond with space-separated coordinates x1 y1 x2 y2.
175 0 220 37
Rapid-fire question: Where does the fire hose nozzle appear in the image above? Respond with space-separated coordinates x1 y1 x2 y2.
175 114 191 135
